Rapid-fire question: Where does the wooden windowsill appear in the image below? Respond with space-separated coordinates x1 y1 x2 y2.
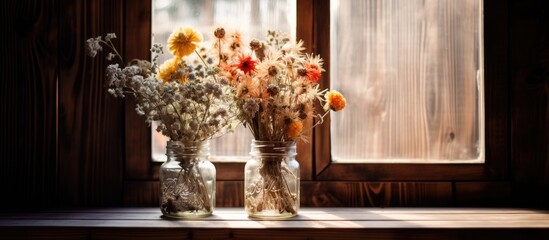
2 208 549 239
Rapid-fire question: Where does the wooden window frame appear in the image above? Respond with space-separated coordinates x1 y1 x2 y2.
122 0 509 204
313 0 509 181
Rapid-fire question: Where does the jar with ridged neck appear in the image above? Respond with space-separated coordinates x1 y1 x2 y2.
244 140 300 219
160 140 215 218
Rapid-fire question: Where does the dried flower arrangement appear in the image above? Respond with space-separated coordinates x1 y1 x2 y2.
210 27 347 216
86 28 238 215
86 26 346 217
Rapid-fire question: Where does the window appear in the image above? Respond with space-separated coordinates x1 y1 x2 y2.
329 0 484 163
312 0 506 181
151 0 297 162
123 0 508 206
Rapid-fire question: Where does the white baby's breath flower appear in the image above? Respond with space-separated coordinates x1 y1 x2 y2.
85 36 103 57
105 33 117 41
106 52 116 61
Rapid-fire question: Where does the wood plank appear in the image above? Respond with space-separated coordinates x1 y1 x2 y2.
1 208 549 229
510 0 549 185
3 211 549 222
295 0 315 181
483 0 510 182
124 0 153 180
301 182 453 207
455 181 512 206
124 181 245 207
58 0 124 206
1 228 88 240
0 0 58 210
2 228 548 240
123 181 453 207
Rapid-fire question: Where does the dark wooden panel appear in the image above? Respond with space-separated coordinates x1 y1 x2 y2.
317 164 505 181
455 182 512 207
302 182 453 207
510 0 549 185
213 162 244 180
216 181 244 207
123 180 245 208
483 0 510 181
313 0 332 177
58 0 124 206
124 0 153 180
124 181 452 208
510 183 549 208
123 181 160 207
0 0 58 210
295 0 315 181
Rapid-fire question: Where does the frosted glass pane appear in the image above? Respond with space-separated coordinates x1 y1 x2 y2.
152 0 296 162
330 0 484 163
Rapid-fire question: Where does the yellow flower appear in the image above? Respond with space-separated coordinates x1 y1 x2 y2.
324 90 347 111
158 58 187 84
167 27 203 58
287 121 303 141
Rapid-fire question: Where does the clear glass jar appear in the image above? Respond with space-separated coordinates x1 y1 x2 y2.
244 140 300 219
159 140 215 218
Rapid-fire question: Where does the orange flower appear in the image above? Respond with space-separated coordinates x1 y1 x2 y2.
158 58 187 84
324 90 346 111
286 120 303 141
235 54 256 75
167 27 203 58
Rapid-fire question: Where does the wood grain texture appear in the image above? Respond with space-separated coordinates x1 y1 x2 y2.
314 0 509 182
124 180 245 207
483 0 510 181
123 181 452 207
124 0 153 181
510 0 549 185
57 0 124 207
2 228 549 240
302 182 453 207
0 0 58 210
1 208 549 240
330 0 482 162
454 181 512 206
295 0 314 181
0 0 548 211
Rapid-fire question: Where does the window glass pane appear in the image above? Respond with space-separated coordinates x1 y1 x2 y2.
152 0 296 162
330 0 484 163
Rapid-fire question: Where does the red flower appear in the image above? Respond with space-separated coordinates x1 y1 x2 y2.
235 54 256 75
306 68 322 83
305 64 322 83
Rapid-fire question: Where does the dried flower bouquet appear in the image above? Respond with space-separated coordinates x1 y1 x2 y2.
211 28 347 216
86 28 238 216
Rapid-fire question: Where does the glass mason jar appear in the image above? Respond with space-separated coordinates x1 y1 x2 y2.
159 140 215 218
244 140 300 219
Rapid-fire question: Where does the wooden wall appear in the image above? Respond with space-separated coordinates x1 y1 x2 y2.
1 0 548 210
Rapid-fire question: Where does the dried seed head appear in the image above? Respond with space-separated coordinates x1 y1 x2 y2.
250 39 262 50
284 118 293 125
268 66 278 76
214 27 225 39
267 85 279 96
297 68 307 76
299 111 308 120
